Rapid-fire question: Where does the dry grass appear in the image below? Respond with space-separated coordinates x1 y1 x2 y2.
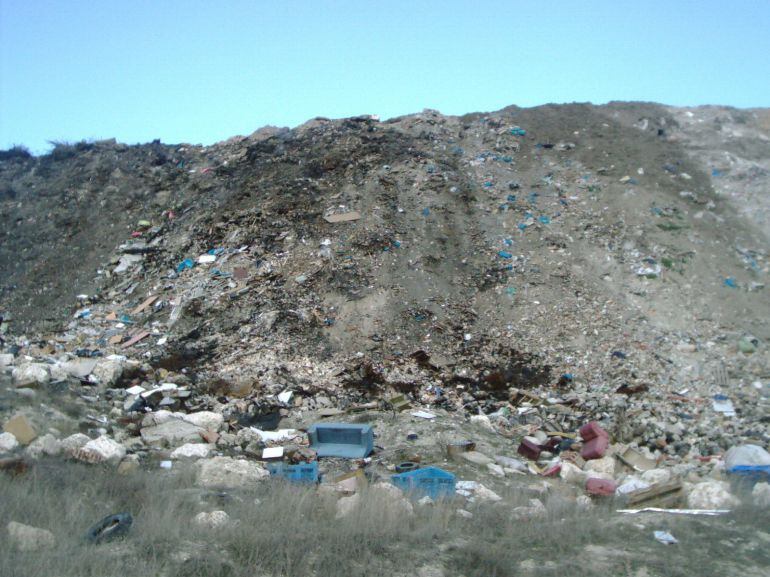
0 460 767 577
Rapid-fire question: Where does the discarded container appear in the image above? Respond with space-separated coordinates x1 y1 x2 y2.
308 423 374 458
581 435 609 460
579 422 607 441
517 438 542 460
498 250 513 259
586 478 617 496
267 461 319 484
391 466 456 500
446 440 476 458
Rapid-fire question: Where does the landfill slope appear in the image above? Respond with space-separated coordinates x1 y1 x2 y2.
0 103 768 416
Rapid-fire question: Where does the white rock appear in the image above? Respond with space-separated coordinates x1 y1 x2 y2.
335 493 361 519
687 480 740 509
751 482 770 508
585 456 615 477
80 435 126 464
372 482 414 516
0 432 19 452
25 434 62 458
7 521 55 551
616 477 651 495
473 484 502 502
194 510 230 529
641 468 671 485
724 444 770 469
12 363 50 387
456 509 473 519
0 353 16 368
495 455 527 472
91 358 124 388
181 411 224 431
487 463 505 477
576 495 594 509
469 414 495 432
559 461 588 485
171 443 213 460
60 433 91 453
140 419 203 447
196 456 269 489
58 358 98 379
114 253 143 274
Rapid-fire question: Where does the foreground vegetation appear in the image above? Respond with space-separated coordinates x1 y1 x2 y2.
0 460 767 577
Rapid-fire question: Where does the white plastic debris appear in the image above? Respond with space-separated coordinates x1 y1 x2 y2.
654 530 678 545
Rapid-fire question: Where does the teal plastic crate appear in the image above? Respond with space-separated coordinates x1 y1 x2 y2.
267 461 319 484
308 423 374 458
391 466 456 500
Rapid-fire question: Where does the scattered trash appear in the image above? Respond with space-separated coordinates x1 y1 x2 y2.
308 423 374 458
653 530 678 545
392 466 456 500
324 211 361 223
712 395 736 416
411 410 436 420
618 508 730 516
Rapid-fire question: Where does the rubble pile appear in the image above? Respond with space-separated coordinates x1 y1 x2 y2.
1 103 768 514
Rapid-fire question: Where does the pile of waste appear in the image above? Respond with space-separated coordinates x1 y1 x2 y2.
1 103 769 523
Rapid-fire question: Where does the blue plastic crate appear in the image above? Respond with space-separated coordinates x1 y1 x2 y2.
308 423 374 458
728 465 770 483
391 466 456 500
267 461 319 484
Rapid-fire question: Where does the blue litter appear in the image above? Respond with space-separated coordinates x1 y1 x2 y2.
510 127 527 136
176 258 194 273
728 465 770 482
391 466 456 500
538 215 551 224
267 461 319 484
497 250 513 259
724 277 737 288
211 269 232 278
507 194 516 202
422 208 430 216
483 181 494 188
517 223 528 231
308 423 374 458
712 169 723 177
500 155 513 163
503 238 513 246
208 248 224 256
392 240 401 248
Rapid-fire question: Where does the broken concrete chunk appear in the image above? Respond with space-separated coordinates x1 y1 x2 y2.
25 434 62 458
171 443 213 460
140 420 204 447
12 363 50 387
3 415 37 445
7 522 56 552
687 480 740 509
79 436 126 464
181 411 224 431
196 456 269 489
0 432 19 453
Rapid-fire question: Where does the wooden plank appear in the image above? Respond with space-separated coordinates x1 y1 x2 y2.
324 211 361 223
121 330 150 349
131 295 158 315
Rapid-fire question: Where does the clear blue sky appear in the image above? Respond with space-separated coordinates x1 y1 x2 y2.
2 1 769 153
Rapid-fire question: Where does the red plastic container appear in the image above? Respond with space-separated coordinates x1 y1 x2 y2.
585 477 617 496
579 422 608 441
581 434 609 460
517 438 542 460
